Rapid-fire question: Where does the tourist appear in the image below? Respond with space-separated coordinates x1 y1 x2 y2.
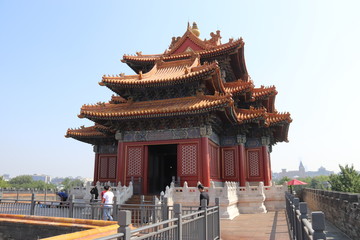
90 186 99 201
198 184 209 208
102 186 114 221
57 191 68 202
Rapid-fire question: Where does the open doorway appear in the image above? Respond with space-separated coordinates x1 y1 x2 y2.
148 144 177 195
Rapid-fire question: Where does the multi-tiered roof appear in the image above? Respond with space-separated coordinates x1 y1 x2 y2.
66 23 291 145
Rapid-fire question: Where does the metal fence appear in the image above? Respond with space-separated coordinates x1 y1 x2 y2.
0 193 219 236
0 188 57 201
96 199 220 240
285 192 326 240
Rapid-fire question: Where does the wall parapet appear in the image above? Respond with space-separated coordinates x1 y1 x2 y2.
302 188 360 240
162 181 286 219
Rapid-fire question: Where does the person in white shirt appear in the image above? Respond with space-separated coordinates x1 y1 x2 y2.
101 185 114 221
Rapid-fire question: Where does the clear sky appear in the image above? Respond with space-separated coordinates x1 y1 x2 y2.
1 0 360 179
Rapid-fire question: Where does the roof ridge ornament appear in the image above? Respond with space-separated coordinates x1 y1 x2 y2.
191 22 200 37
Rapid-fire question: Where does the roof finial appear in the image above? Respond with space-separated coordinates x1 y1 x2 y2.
191 22 200 37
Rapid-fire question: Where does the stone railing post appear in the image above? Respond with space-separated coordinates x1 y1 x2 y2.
118 210 131 240
292 198 299 239
68 195 74 218
112 196 118 220
140 195 145 225
174 203 182 240
152 195 157 223
215 197 220 240
162 197 169 221
298 202 308 240
30 192 35 215
312 211 326 240
201 199 208 240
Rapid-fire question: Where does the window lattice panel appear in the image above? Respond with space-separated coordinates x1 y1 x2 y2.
248 151 260 177
108 157 116 179
224 150 235 177
210 145 219 178
100 157 108 178
127 147 143 176
181 144 197 175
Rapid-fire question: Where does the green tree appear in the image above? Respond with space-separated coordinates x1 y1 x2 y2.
297 176 330 190
61 178 84 192
329 164 360 193
8 175 56 190
0 176 9 188
276 176 291 185
9 175 33 188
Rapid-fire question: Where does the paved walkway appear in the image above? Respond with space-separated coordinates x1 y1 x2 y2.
307 211 352 240
220 210 290 240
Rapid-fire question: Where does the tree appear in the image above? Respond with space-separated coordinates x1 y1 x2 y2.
329 164 360 193
9 175 33 188
276 176 291 185
0 176 9 188
61 178 84 192
8 175 56 190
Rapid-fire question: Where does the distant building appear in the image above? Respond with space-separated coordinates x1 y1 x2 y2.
31 174 51 183
273 161 334 179
51 177 65 185
1 174 10 181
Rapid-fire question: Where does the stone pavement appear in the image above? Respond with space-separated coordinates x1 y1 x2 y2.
220 210 290 240
324 220 352 240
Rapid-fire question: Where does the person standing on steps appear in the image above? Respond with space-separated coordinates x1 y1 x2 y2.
102 186 114 221
198 184 209 208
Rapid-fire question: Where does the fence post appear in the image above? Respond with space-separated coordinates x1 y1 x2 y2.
118 210 131 240
152 195 157 223
140 195 145 225
112 196 118 220
292 198 299 239
312 211 326 240
215 197 220 240
201 199 208 240
288 194 294 233
174 203 182 240
162 197 169 221
68 195 74 218
298 202 308 240
30 193 35 215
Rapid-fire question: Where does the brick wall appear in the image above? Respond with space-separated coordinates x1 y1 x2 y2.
302 188 360 239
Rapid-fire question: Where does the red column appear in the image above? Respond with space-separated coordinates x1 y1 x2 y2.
116 141 126 185
262 145 271 186
93 153 99 183
238 144 247 186
201 137 210 187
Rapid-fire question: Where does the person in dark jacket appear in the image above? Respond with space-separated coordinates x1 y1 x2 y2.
90 186 99 200
198 184 209 207
57 191 68 202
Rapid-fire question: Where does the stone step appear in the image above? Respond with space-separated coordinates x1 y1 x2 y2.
124 195 158 205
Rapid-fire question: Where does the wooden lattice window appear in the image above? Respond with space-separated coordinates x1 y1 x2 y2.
246 149 263 180
127 146 143 177
210 144 220 178
180 144 197 176
99 155 117 179
223 149 236 177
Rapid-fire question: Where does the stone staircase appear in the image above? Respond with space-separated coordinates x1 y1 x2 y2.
121 195 160 225
124 195 156 204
